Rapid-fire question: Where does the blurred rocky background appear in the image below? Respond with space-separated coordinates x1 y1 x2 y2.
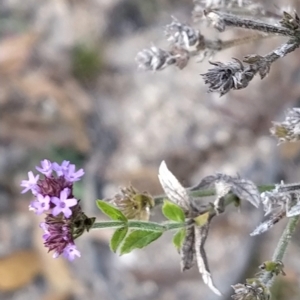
1 0 300 299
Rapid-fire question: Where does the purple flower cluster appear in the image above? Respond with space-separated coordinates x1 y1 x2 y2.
21 159 85 261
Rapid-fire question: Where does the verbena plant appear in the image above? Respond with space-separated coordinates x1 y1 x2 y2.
21 1 300 299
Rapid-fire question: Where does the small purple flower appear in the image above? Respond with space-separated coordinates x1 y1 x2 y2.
21 171 40 194
30 194 51 215
63 243 81 261
52 160 70 177
51 188 78 218
36 159 53 177
64 164 85 182
22 159 88 262
40 222 51 241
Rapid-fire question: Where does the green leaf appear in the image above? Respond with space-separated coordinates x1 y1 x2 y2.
120 230 163 254
194 212 209 227
162 200 185 222
172 228 186 250
96 200 127 221
110 227 128 253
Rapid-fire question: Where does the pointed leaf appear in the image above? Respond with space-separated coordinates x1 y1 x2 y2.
220 174 261 208
173 228 186 250
194 212 210 227
96 200 127 221
190 175 218 190
250 211 285 236
180 225 195 271
192 173 261 208
162 200 185 222
110 227 128 253
120 230 162 254
158 161 190 212
194 225 222 296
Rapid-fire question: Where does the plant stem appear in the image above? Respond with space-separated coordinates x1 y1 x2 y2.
206 11 294 36
92 220 188 232
93 185 275 232
92 221 125 229
127 220 187 231
261 215 300 286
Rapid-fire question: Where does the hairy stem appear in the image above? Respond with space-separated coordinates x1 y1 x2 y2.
207 11 294 36
209 7 282 21
261 215 300 286
260 39 299 66
92 220 188 232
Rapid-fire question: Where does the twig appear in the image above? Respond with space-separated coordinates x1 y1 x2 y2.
261 215 300 286
205 10 294 36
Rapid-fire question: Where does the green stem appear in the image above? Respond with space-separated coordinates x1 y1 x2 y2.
127 220 187 231
92 220 187 232
92 221 125 229
92 185 275 232
261 215 300 286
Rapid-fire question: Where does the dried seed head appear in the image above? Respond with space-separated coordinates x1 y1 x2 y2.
107 185 154 221
165 18 204 51
201 59 255 96
135 46 177 71
270 108 300 143
280 11 300 31
231 280 270 300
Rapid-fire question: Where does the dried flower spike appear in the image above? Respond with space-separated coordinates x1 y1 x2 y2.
135 46 177 71
231 279 270 300
107 185 154 221
201 59 254 96
165 17 204 51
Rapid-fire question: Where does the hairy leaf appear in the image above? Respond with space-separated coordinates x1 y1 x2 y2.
194 224 222 296
180 225 195 271
158 161 190 212
191 175 218 190
193 173 261 208
173 228 186 250
110 227 128 253
215 174 260 208
162 200 186 222
250 211 285 236
96 200 127 221
120 230 162 254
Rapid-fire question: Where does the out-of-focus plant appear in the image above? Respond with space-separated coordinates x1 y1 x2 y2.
20 1 300 298
72 44 103 83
